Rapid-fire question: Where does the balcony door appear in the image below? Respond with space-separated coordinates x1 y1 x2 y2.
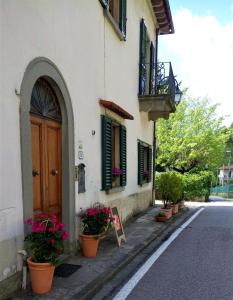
30 78 62 219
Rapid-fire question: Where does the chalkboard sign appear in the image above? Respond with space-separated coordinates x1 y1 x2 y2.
111 207 126 246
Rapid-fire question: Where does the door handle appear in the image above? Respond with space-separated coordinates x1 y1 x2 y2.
51 169 58 176
32 169 40 177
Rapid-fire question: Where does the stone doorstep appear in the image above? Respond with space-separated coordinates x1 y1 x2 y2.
9 206 195 300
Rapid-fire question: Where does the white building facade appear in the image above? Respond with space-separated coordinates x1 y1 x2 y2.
0 0 176 295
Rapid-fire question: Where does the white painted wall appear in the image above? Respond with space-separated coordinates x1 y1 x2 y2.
0 0 158 282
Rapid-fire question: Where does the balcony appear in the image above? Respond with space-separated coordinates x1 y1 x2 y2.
138 62 181 121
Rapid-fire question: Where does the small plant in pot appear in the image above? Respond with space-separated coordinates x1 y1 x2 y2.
79 203 114 257
24 213 69 294
156 172 184 218
169 173 183 215
155 212 167 222
155 173 172 219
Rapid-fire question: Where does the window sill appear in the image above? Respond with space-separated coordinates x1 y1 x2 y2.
139 181 150 187
106 186 125 194
104 10 126 41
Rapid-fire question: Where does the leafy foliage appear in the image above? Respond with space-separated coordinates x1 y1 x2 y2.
220 125 233 166
155 172 183 207
156 95 227 174
80 204 114 236
156 171 213 202
182 171 213 201
24 213 68 266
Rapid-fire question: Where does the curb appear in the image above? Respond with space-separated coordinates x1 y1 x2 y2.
73 206 201 300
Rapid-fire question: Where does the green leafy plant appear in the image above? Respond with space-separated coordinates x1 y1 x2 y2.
79 204 114 236
157 212 166 217
155 172 183 207
182 171 213 201
24 213 68 266
156 95 227 174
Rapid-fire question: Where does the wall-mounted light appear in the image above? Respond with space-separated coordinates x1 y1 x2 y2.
175 80 182 105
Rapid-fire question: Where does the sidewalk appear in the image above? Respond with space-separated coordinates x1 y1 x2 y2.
11 203 197 300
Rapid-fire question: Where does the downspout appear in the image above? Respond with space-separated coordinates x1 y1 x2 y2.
152 28 159 205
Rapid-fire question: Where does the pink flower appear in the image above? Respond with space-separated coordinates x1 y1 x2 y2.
24 218 33 225
62 232 69 240
58 223 65 230
50 213 58 223
102 207 111 215
50 239 55 245
48 227 56 232
87 208 99 217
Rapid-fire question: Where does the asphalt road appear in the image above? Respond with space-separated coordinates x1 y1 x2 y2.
116 205 233 300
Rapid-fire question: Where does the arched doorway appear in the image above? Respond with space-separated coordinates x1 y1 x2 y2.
30 78 62 219
20 58 75 251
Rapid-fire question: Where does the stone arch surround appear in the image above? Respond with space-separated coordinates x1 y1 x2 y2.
20 57 76 250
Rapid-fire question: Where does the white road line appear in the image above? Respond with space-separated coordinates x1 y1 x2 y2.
113 207 205 300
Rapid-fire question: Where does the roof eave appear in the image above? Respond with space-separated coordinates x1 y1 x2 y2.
151 0 174 35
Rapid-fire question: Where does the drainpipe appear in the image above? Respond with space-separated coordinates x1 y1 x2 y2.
152 28 159 205
152 121 156 205
17 250 27 290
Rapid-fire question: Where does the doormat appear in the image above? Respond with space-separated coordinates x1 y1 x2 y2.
54 263 82 278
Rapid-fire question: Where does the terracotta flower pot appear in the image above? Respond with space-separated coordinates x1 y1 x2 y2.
156 216 167 222
178 200 185 210
171 204 179 215
27 257 55 294
80 234 100 257
160 207 172 219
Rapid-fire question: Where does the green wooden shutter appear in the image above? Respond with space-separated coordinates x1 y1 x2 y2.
147 147 152 182
138 141 144 185
119 0 127 38
99 0 109 8
139 19 147 95
101 115 112 190
120 125 127 186
149 42 155 95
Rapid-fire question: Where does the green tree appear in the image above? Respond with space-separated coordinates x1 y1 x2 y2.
156 95 227 174
221 125 233 166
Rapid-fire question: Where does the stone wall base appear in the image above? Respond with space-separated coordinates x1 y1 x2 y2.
108 189 153 223
0 271 22 300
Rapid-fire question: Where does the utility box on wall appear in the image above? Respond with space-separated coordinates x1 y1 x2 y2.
77 163 86 193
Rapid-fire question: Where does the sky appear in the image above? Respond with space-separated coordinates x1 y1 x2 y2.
159 0 233 125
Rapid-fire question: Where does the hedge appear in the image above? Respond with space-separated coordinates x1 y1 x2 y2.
155 171 213 202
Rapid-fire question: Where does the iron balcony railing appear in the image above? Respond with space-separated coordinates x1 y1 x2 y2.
156 61 176 103
139 61 178 106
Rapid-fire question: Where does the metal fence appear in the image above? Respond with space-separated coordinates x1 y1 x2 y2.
210 184 233 194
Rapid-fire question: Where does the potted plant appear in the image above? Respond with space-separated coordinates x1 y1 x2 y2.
112 167 122 187
169 173 183 215
24 213 68 294
79 204 114 257
155 212 167 222
178 199 185 210
156 172 184 218
112 167 122 176
155 173 172 219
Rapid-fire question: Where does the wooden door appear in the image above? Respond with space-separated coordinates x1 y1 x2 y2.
31 115 62 219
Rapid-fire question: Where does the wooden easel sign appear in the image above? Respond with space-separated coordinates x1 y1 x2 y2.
111 206 126 246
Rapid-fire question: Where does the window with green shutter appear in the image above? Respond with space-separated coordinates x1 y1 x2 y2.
139 19 156 96
139 19 147 96
99 0 127 40
149 42 155 95
138 140 152 185
102 115 112 190
101 115 127 190
120 125 127 186
119 0 127 37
